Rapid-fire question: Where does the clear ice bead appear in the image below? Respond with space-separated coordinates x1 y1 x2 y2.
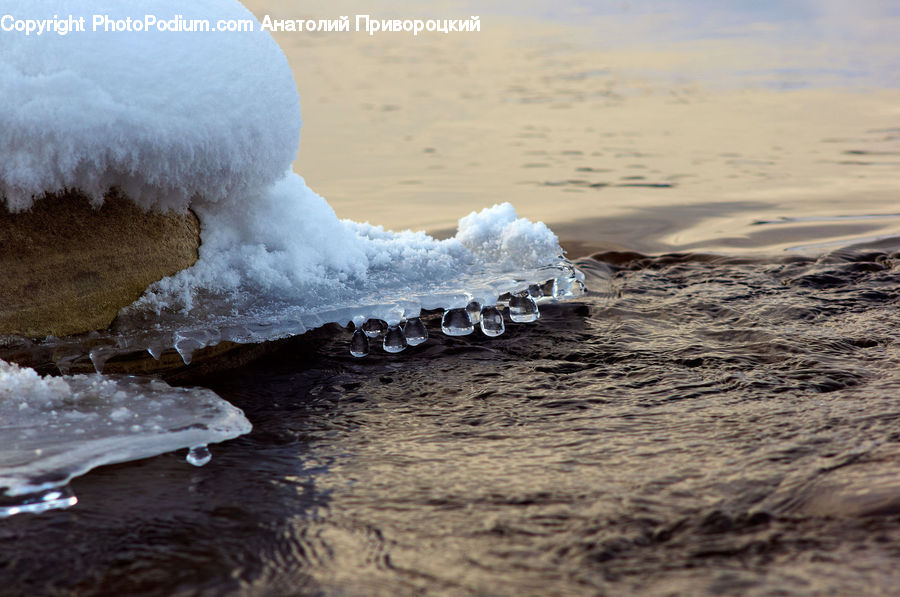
383 325 408 353
350 328 370 357
508 293 540 323
403 317 428 346
186 445 212 467
441 308 474 336
361 319 388 338
466 300 483 324
480 306 506 337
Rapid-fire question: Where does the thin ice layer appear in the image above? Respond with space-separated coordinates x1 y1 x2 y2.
105 173 583 362
1 0 585 367
0 0 299 211
0 359 252 497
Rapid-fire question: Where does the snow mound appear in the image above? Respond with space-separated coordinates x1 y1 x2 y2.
0 0 300 211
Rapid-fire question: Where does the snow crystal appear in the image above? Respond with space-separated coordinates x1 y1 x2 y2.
0 0 300 211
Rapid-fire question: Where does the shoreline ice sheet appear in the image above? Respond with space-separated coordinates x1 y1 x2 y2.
0 359 251 514
105 175 584 364
1 0 585 366
0 0 587 515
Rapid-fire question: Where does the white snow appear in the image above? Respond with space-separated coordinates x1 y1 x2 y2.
137 172 562 312
0 0 300 211
0 359 251 498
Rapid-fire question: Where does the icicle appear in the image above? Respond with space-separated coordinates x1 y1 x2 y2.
88 346 116 373
146 344 164 361
466 300 483 324
186 445 212 467
173 338 202 366
480 305 506 337
441 308 474 336
508 292 540 323
350 328 370 357
383 325 408 353
361 319 388 338
403 317 428 346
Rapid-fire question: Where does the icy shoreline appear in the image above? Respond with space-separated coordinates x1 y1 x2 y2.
0 360 251 516
0 0 585 516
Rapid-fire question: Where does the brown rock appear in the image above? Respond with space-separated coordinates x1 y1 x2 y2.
0 190 200 338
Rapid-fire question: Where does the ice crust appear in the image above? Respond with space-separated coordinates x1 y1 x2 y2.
107 174 582 363
0 0 300 211
0 359 251 499
0 0 585 512
0 0 581 361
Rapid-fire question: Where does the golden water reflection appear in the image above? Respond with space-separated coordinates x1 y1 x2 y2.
242 1 900 257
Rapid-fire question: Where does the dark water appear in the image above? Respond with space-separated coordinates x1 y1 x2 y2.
4 245 900 596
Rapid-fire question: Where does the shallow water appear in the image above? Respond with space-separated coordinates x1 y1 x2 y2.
4 247 900 595
5 1 900 595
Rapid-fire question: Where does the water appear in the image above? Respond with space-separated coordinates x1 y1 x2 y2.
4 249 900 594
5 1 900 594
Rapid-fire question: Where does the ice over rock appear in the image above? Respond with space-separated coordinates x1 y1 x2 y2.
0 0 585 513
112 180 582 362
1 0 583 362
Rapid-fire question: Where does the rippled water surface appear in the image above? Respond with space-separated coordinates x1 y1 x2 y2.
5 1 900 595
5 247 900 595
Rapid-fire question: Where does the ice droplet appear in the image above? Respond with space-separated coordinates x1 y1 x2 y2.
480 306 506 337
466 300 483 324
174 338 203 365
403 317 428 346
509 292 540 323
0 485 78 518
186 445 212 467
88 346 116 373
350 328 370 358
361 319 388 338
146 344 164 361
383 325 408 353
441 308 474 336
